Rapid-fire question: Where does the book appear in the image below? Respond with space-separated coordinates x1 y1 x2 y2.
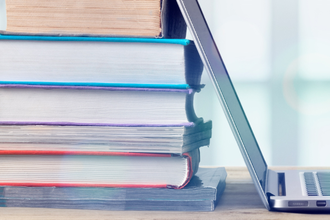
2 0 187 38
0 36 203 88
0 85 200 125
0 148 200 189
0 167 227 211
0 121 212 154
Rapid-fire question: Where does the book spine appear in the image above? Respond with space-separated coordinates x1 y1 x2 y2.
161 0 187 39
166 150 198 189
184 120 213 134
185 92 200 123
184 41 204 87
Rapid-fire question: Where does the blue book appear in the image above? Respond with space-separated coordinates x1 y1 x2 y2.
0 35 203 89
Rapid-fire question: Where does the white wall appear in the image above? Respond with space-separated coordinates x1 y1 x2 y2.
195 0 330 167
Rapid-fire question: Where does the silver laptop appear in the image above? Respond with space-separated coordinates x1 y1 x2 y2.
177 0 330 211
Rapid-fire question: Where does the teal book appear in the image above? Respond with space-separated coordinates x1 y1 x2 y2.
0 35 203 89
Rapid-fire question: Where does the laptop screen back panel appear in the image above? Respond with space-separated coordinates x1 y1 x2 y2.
176 0 270 210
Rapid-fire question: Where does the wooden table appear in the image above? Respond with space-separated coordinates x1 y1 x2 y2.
1 167 329 220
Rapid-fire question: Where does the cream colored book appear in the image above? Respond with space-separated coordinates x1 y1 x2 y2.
2 0 186 38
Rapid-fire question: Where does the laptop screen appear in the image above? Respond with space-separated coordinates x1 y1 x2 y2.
177 0 268 191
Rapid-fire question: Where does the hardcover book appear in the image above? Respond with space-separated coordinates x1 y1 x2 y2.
0 167 227 211
2 0 187 38
0 36 203 87
0 149 200 189
0 85 200 125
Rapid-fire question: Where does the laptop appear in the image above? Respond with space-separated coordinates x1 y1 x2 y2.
176 0 330 211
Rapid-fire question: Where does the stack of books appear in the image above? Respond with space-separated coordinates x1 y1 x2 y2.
0 0 226 211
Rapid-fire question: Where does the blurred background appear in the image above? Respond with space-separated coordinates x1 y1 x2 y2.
1 0 330 167
194 0 330 167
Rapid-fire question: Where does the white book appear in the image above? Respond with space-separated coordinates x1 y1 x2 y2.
0 36 203 87
0 86 199 125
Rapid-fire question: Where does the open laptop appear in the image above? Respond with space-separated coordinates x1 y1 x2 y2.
176 0 330 211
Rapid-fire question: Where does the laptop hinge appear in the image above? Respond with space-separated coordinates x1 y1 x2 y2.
266 170 279 197
266 170 287 197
